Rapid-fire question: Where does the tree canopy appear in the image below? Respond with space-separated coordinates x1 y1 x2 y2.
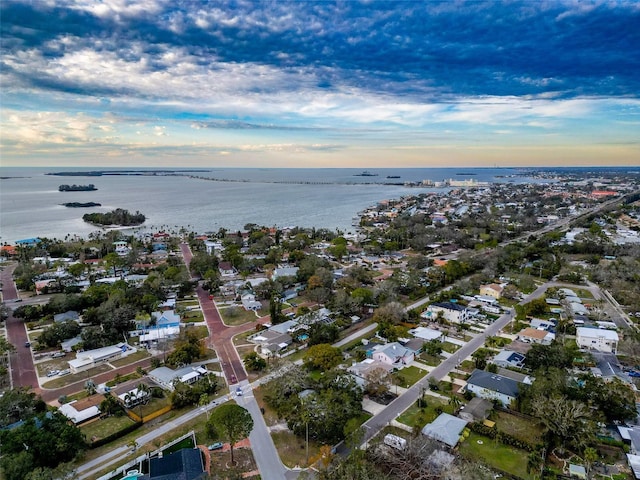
207 404 253 464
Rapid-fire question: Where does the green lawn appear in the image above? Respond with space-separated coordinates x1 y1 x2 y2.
271 430 322 468
395 365 427 387
81 415 138 443
397 397 449 429
419 352 441 366
219 306 259 326
460 431 534 480
181 311 204 323
441 341 461 353
110 350 150 367
494 411 544 444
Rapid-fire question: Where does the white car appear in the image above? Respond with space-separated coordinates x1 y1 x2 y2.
46 370 60 377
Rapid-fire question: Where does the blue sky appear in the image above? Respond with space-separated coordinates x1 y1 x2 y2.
1 0 639 168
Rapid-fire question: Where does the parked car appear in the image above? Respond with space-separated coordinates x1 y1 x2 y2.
46 370 60 377
58 369 71 376
207 442 224 451
51 352 66 358
24 342 31 348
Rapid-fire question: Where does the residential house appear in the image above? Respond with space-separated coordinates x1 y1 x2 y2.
272 266 299 280
68 343 133 373
248 328 293 356
421 413 468 448
517 327 555 345
58 397 102 424
422 302 470 324
465 369 522 407
409 326 443 342
54 310 80 323
241 293 262 311
480 283 504 300
402 338 426 355
458 397 493 423
118 387 151 408
148 365 209 391
142 448 206 480
218 261 237 277
371 342 414 367
491 350 526 370
576 327 619 353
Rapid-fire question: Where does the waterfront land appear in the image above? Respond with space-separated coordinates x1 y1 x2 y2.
1 169 640 480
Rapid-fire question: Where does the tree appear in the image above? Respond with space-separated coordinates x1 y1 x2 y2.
372 301 406 325
583 446 598 479
244 352 267 372
531 394 595 454
207 404 254 465
304 344 343 371
364 367 391 398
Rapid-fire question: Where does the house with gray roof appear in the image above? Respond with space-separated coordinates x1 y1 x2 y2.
371 342 414 367
465 369 522 407
148 365 209 391
421 413 468 448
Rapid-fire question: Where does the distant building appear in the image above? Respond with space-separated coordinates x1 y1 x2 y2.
422 302 470 324
576 327 619 353
479 284 504 299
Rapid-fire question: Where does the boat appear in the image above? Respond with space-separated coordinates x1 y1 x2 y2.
354 171 378 177
386 175 401 179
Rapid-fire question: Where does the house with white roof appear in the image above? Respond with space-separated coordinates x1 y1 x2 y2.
409 326 443 342
68 343 133 373
59 398 101 424
272 266 299 280
576 327 619 353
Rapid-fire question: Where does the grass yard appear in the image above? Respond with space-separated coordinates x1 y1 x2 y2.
129 396 172 418
81 415 138 444
460 431 534 480
271 430 322 468
252 386 281 427
395 365 427 387
397 397 450 429
110 350 150 367
419 352 442 366
493 411 544 444
219 305 260 326
441 341 461 353
181 311 204 323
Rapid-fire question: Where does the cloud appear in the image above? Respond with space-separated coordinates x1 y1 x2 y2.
1 1 640 166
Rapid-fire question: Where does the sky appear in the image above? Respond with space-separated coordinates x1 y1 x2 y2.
1 0 639 168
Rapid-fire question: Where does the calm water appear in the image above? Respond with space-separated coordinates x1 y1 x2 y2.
0 167 528 244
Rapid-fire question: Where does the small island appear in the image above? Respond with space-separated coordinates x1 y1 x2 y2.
59 184 98 192
62 202 102 208
82 208 145 226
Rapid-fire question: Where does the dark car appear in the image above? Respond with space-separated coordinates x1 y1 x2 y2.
230 374 237 384
24 342 31 348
